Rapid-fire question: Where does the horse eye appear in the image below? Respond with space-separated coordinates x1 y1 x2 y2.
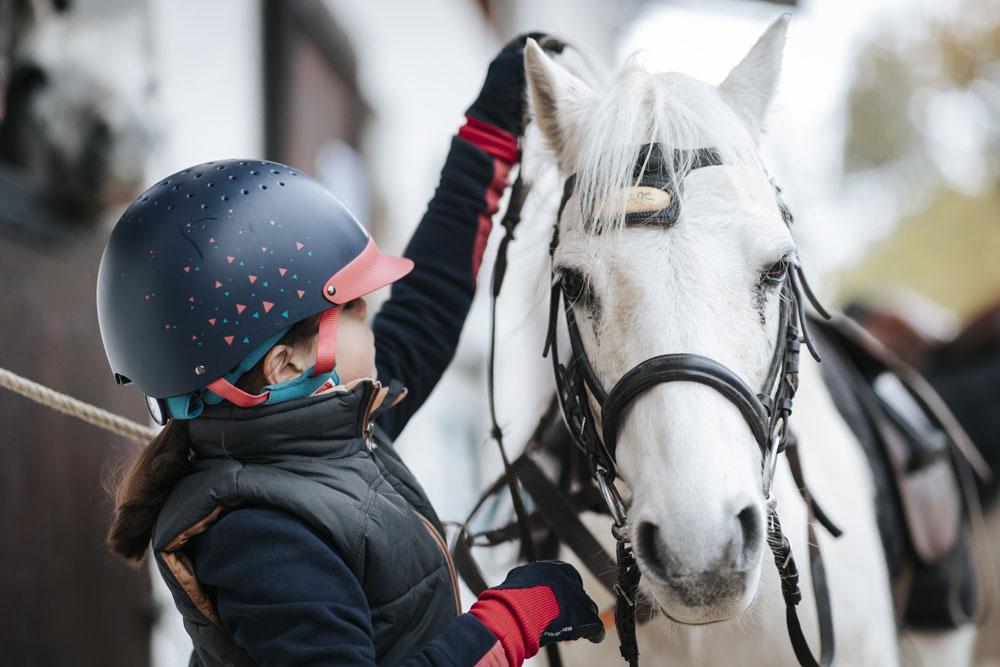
760 258 789 288
559 268 593 307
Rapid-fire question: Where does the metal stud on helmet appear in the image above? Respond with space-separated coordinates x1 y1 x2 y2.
97 159 412 422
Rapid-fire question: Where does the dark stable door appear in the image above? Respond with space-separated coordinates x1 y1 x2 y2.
0 170 152 667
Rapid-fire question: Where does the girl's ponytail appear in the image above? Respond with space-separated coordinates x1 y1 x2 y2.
107 420 192 564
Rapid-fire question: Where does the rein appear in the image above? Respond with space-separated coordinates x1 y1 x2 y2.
483 166 568 667
473 144 843 667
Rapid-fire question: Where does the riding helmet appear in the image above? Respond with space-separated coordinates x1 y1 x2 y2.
97 158 412 421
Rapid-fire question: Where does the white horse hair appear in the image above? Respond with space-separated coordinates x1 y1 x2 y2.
506 16 978 666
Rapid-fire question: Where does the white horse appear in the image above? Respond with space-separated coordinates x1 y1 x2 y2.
503 17 978 666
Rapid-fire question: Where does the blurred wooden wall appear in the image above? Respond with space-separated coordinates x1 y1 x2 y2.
0 166 151 666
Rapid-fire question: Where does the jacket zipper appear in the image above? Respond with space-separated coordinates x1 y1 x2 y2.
414 511 462 615
361 382 380 454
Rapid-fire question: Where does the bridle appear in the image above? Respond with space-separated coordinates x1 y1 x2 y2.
541 144 841 666
475 142 843 667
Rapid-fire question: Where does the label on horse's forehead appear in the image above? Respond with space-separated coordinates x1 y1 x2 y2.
623 186 671 214
594 186 673 225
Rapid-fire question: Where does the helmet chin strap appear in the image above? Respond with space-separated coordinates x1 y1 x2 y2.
313 306 340 376
207 305 342 408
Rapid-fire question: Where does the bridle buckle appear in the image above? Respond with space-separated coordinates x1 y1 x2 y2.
595 467 629 536
762 430 783 500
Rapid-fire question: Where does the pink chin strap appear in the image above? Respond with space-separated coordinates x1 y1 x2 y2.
206 306 341 408
313 305 340 376
205 377 270 408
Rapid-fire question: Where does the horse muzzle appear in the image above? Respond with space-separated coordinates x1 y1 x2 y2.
633 502 765 624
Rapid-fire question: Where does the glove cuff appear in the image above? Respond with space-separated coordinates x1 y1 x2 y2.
469 586 560 666
458 115 519 165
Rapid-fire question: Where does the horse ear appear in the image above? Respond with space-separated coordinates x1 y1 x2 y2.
524 38 594 170
718 14 789 140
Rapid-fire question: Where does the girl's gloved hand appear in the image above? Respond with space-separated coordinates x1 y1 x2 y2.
469 560 604 666
466 32 566 138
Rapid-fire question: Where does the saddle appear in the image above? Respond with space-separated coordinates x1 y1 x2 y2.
811 316 990 628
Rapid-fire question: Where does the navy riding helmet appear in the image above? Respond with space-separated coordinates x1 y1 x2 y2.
97 159 412 423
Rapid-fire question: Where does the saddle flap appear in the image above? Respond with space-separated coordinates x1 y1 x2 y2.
817 317 969 566
866 384 961 564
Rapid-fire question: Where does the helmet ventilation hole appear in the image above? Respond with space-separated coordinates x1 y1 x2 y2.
241 189 250 195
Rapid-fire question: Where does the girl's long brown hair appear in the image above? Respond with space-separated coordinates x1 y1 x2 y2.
107 314 321 564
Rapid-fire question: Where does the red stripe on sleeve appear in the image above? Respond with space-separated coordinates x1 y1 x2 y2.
458 115 519 165
472 159 511 284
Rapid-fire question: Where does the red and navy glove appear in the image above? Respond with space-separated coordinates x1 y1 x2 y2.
469 560 604 666
461 32 566 163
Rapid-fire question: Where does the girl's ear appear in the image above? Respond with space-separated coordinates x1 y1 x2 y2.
524 38 596 172
263 344 307 385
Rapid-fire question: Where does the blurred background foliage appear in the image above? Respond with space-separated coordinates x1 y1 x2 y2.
838 0 1000 321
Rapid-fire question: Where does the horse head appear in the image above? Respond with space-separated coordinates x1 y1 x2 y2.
526 17 796 625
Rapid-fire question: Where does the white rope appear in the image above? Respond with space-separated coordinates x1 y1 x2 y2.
0 366 158 444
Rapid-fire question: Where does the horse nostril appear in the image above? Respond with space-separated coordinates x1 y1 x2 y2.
736 504 762 565
637 521 670 581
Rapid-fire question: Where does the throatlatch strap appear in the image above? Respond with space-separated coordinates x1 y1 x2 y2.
206 378 269 408
313 306 340 375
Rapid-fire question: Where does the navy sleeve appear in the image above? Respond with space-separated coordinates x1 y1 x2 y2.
189 507 505 666
373 136 510 439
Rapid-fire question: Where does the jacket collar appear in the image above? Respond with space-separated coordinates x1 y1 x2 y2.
188 379 402 460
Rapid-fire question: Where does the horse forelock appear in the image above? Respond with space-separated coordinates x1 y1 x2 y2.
567 59 773 241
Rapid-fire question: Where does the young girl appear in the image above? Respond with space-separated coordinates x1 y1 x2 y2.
98 35 603 666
